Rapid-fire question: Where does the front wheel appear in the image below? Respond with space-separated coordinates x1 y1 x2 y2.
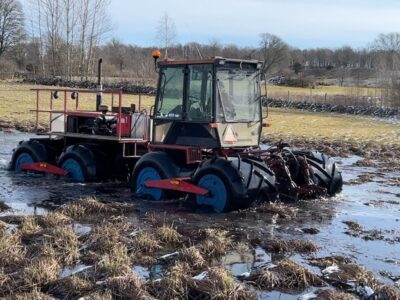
194 172 230 213
131 152 179 201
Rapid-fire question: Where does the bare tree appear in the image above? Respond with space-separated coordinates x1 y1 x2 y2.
156 12 177 59
258 33 288 78
0 0 24 58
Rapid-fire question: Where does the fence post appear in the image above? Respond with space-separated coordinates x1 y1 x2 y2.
287 90 290 101
325 93 327 104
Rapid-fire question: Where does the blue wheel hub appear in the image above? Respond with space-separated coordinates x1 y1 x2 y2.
196 174 228 213
62 158 84 182
14 152 34 172
135 166 163 201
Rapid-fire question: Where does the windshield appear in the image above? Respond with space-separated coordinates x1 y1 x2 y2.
216 69 260 122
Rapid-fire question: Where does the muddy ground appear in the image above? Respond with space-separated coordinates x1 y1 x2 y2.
0 131 399 299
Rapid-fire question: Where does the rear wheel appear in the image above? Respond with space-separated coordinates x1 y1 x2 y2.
11 140 48 172
131 152 179 201
294 151 343 195
58 145 96 182
193 157 277 212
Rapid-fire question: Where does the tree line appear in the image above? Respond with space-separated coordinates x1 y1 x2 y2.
1 0 400 88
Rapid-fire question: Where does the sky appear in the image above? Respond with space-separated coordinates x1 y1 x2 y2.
108 0 400 49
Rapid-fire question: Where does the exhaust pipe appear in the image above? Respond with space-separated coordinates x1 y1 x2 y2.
96 58 103 111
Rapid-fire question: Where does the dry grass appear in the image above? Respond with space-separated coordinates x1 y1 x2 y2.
309 256 352 268
323 263 379 289
315 289 358 300
97 244 132 277
149 261 191 300
255 202 297 218
8 287 52 300
18 257 61 289
0 233 26 270
178 246 206 269
250 269 281 290
189 267 257 300
264 239 319 253
131 231 161 254
199 228 232 258
375 284 400 300
276 259 324 292
104 274 156 300
58 197 118 219
37 212 72 228
49 275 95 299
156 224 182 244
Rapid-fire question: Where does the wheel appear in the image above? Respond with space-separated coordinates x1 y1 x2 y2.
11 140 48 172
192 157 277 212
131 152 179 201
194 172 230 213
294 151 343 195
58 145 96 182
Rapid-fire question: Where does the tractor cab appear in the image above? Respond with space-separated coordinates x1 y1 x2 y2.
152 58 263 149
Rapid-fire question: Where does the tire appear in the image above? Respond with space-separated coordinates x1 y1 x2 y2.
58 145 96 182
11 140 48 172
294 151 343 196
131 151 179 201
192 157 277 213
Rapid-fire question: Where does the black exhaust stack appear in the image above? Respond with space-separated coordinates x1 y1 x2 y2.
96 58 103 111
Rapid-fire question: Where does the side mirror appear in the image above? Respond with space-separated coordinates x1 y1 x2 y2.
71 91 78 100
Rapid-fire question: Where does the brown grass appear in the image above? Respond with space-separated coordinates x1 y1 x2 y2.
250 269 281 290
178 246 206 269
275 259 324 292
18 257 61 290
309 256 352 268
156 224 182 244
131 231 161 254
255 202 297 218
199 228 232 258
0 233 26 270
315 289 357 300
26 226 79 265
49 275 95 299
149 261 191 300
375 284 400 300
104 274 156 300
264 239 319 253
37 212 72 228
58 197 117 218
323 263 379 289
189 267 257 300
8 287 52 300
97 244 132 278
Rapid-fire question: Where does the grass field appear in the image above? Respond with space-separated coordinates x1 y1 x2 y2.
266 85 380 96
0 82 154 127
0 82 398 145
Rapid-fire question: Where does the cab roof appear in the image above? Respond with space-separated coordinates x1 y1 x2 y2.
157 57 262 68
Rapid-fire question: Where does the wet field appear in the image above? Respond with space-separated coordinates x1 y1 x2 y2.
1 131 399 299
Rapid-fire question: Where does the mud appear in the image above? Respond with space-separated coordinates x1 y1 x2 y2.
0 131 400 299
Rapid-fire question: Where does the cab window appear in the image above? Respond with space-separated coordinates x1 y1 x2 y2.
187 64 213 121
156 67 184 119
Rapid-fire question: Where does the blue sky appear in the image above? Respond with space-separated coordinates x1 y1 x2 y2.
109 0 400 49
